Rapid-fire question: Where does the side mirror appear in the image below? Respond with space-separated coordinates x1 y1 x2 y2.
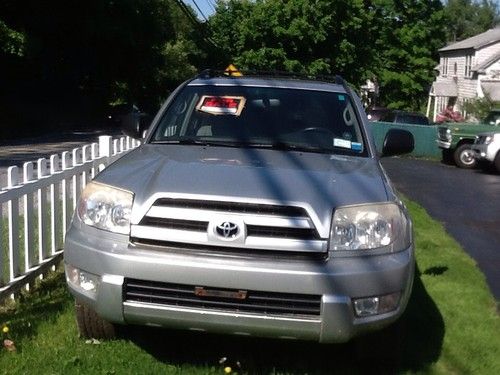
381 129 414 157
121 112 152 139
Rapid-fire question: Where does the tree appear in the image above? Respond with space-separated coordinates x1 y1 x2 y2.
209 0 379 86
374 0 447 110
443 0 499 42
0 0 205 135
210 0 446 110
0 19 24 56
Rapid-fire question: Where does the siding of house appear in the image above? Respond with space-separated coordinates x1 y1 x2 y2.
430 29 500 120
476 42 500 63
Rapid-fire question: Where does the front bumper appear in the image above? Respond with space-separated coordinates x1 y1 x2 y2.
437 139 451 149
64 224 415 343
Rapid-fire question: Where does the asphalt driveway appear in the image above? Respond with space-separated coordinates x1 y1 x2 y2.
382 157 500 300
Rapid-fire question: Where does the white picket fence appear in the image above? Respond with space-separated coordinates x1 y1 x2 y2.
0 135 140 301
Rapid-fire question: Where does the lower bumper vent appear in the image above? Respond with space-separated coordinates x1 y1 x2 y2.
124 279 321 318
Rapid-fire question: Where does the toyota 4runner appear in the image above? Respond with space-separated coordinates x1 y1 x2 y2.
64 71 415 343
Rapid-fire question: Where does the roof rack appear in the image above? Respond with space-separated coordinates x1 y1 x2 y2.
195 69 347 87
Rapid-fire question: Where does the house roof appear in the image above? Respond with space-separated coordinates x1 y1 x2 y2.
472 50 500 73
439 28 500 52
431 81 458 97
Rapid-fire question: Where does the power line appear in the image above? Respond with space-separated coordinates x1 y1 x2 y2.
191 0 209 22
173 0 220 48
206 0 216 13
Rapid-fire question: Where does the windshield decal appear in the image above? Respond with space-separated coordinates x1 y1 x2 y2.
333 138 352 149
351 142 362 151
196 95 246 116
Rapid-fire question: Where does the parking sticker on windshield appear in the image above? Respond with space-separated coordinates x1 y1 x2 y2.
333 138 351 149
196 95 246 116
351 142 362 151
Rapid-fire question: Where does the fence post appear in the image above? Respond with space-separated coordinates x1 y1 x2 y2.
23 162 36 278
37 158 49 262
72 148 83 210
61 151 71 236
0 200 3 286
7 166 20 284
50 155 61 255
99 136 113 171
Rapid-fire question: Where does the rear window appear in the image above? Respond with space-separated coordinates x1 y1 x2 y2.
152 85 367 155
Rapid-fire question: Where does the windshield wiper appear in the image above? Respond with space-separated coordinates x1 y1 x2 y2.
151 138 210 145
151 138 251 148
269 141 334 154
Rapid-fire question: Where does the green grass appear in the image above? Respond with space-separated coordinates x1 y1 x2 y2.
0 200 499 374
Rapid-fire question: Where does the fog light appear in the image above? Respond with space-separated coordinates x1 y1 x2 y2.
353 292 401 317
65 263 100 296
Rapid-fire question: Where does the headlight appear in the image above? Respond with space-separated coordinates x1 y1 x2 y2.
329 203 410 252
484 135 493 145
445 129 452 141
77 182 133 234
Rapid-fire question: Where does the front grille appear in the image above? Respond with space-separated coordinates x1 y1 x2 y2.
124 279 322 317
476 135 487 144
153 198 307 217
438 127 451 141
139 217 208 232
132 197 325 254
247 225 319 240
130 238 329 261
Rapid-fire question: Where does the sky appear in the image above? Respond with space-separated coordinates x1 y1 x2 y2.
185 0 217 21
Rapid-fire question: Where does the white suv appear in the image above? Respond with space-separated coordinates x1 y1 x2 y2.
472 132 500 173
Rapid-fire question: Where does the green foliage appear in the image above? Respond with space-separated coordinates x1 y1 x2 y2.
443 0 499 42
375 0 447 110
462 94 500 120
209 0 446 110
0 0 204 133
0 20 24 56
209 0 379 86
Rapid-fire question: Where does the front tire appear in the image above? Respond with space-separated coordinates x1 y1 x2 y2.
453 144 476 168
494 152 500 173
75 301 116 340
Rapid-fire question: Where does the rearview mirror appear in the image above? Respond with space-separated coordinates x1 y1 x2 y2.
381 129 414 157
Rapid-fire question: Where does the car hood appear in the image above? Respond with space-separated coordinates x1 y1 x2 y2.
440 122 499 134
95 144 391 237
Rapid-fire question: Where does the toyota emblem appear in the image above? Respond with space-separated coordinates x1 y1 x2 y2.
216 222 239 239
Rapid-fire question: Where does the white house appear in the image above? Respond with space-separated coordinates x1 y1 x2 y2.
427 28 500 121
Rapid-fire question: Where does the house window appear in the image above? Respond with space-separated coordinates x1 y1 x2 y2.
453 62 457 76
465 55 473 78
442 57 448 76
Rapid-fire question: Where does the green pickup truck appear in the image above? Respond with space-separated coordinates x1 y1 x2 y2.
437 110 500 168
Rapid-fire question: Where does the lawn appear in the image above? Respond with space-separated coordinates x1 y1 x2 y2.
0 200 499 374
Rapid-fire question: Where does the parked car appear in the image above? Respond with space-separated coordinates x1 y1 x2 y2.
106 103 152 136
366 106 390 121
378 110 431 125
106 104 140 126
471 131 500 172
64 71 415 344
437 109 500 168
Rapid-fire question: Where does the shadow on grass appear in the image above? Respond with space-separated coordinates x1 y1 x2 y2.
125 267 444 374
0 270 70 348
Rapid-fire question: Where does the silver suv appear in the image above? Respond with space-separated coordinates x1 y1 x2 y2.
472 132 500 173
64 72 415 343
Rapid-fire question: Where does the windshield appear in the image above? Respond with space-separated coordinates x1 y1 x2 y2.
151 85 367 155
483 111 500 125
